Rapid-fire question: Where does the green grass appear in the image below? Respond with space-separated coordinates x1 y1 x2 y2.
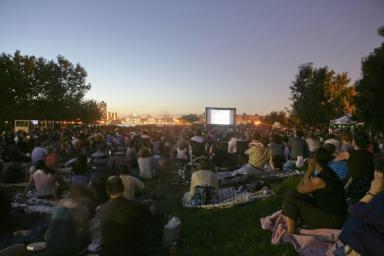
143 164 301 256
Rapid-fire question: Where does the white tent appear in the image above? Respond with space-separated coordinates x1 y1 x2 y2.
330 115 355 125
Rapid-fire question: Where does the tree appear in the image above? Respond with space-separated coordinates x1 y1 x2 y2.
354 26 384 132
263 111 288 126
180 114 199 123
0 51 95 122
78 100 103 124
289 63 353 127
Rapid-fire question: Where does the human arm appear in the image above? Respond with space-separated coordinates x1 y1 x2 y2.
228 139 236 153
350 171 384 220
208 145 214 157
188 172 198 200
133 177 146 195
269 156 275 171
23 175 35 195
297 159 326 193
334 151 349 161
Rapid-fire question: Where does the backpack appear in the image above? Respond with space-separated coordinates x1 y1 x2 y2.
190 185 219 206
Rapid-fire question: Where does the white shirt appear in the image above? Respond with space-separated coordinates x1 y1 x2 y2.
228 137 239 153
120 175 145 200
306 137 321 153
323 138 341 153
190 136 205 144
188 170 219 202
32 169 55 196
138 157 156 179
176 147 189 160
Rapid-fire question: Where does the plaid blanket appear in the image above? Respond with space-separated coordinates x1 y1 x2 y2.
216 170 304 185
184 186 274 209
12 192 55 214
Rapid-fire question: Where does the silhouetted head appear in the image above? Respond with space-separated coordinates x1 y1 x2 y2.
314 147 332 169
353 131 369 149
106 176 124 198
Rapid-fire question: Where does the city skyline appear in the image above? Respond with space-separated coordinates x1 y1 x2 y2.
1 0 383 116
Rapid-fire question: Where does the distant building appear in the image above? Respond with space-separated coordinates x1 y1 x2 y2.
112 112 118 121
106 111 118 123
99 101 108 123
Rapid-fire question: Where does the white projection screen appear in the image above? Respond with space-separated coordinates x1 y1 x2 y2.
205 107 236 126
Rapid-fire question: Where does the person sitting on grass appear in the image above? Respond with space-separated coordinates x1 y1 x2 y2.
119 165 146 200
46 185 93 256
340 130 353 153
282 148 347 234
137 146 156 179
269 134 285 171
100 176 146 256
183 157 219 206
71 154 91 186
232 135 271 177
339 154 384 256
334 131 374 198
24 160 57 199
323 143 348 182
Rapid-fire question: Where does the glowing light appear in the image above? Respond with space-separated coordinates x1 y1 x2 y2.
254 121 261 126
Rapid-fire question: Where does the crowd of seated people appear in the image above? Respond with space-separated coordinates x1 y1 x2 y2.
279 131 383 255
0 125 384 255
0 127 171 255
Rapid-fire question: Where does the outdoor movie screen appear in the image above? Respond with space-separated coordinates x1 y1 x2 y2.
205 107 236 126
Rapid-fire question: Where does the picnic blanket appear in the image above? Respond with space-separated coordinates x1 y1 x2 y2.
0 182 29 188
184 186 274 209
12 192 55 214
260 170 304 179
260 210 343 256
216 170 304 185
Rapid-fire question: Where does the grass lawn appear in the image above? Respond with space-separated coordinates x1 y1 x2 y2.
143 163 301 256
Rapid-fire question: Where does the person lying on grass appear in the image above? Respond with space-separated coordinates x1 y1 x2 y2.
282 147 347 234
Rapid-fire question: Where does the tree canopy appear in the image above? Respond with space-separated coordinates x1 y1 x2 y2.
179 114 200 123
289 63 354 127
354 27 384 132
263 111 288 126
0 51 102 123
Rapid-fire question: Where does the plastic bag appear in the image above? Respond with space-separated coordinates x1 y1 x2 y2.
162 216 181 248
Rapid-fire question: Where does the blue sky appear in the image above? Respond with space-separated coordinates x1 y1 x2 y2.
1 0 383 116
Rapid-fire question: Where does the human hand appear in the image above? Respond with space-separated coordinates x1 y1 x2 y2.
368 171 384 195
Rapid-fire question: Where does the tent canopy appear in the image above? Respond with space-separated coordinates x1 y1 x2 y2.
330 115 355 125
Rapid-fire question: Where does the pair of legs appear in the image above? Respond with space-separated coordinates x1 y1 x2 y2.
339 217 382 256
232 164 263 177
282 190 345 234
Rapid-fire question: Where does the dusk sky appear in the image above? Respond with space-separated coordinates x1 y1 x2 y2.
1 0 383 116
